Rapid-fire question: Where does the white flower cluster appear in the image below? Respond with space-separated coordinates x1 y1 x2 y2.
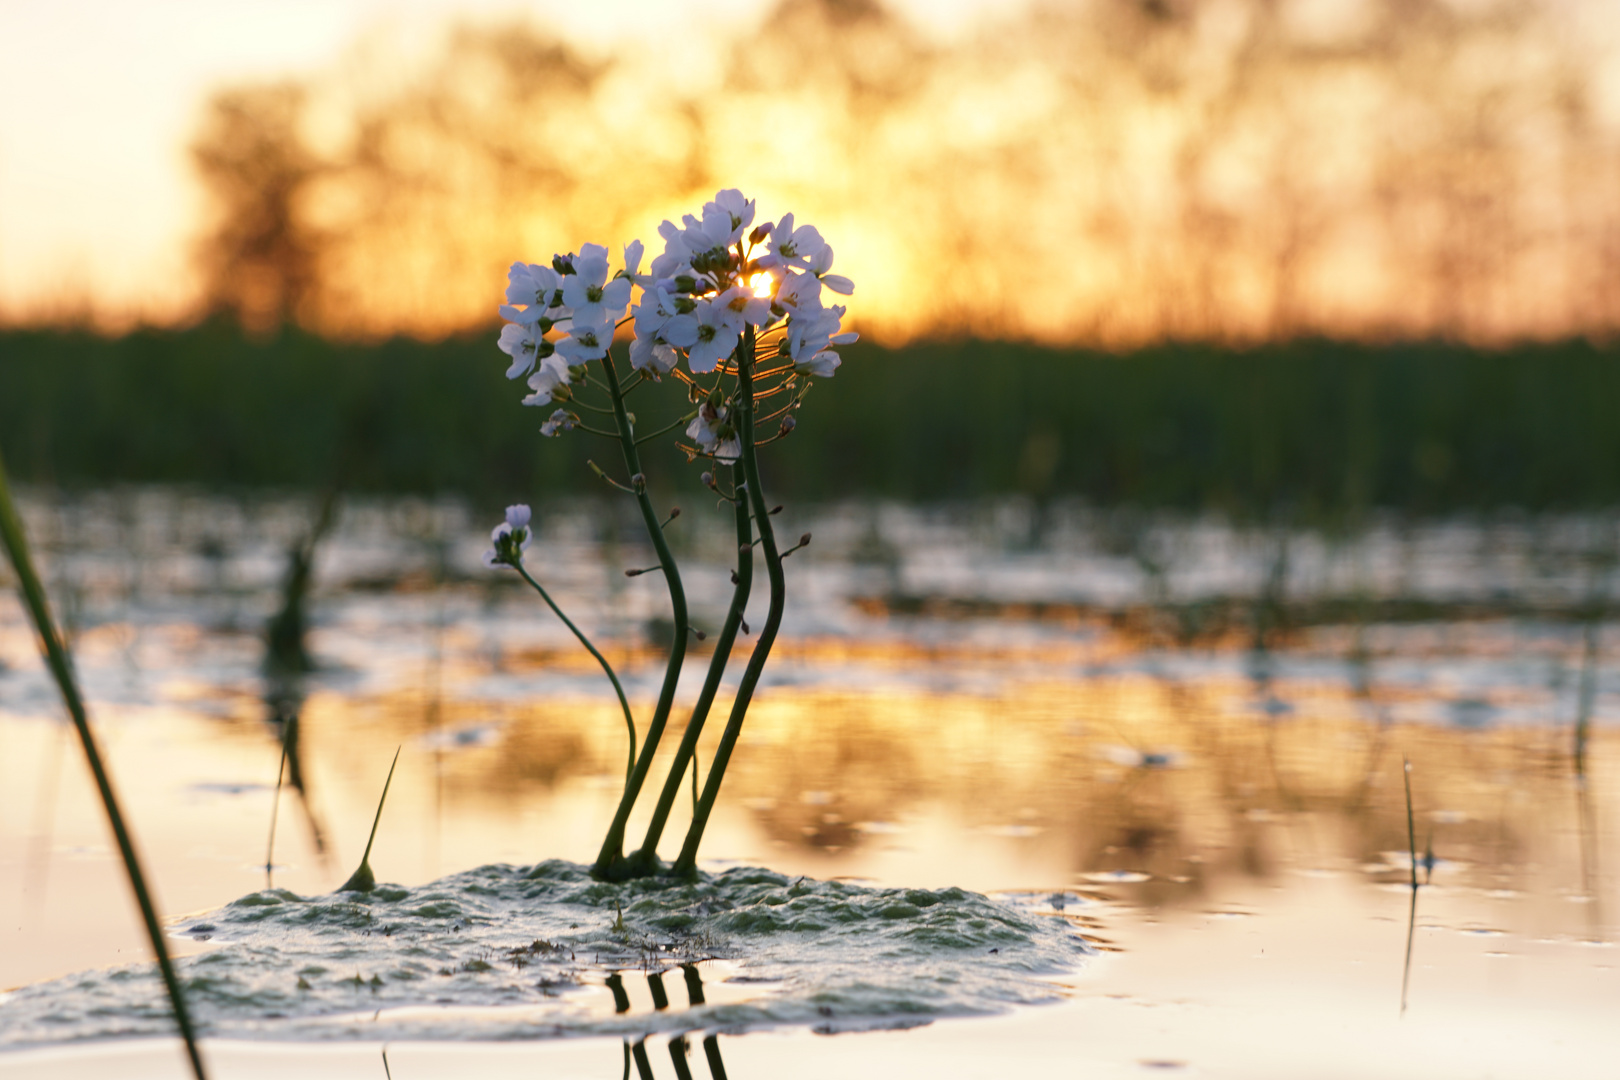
495 190 856 452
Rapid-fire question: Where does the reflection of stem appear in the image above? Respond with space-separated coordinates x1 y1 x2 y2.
0 453 209 1080
629 466 753 873
648 969 670 1010
22 720 66 922
595 346 690 878
682 962 706 1005
669 1034 696 1080
1576 775 1605 942
675 325 788 876
606 972 630 1013
515 563 637 786
1574 619 1598 778
264 718 291 890
703 1034 730 1080
631 1038 655 1080
1401 758 1418 1017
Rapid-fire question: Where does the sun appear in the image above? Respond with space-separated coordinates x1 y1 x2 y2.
749 272 774 299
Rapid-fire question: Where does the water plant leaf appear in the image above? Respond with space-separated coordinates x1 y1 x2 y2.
339 746 401 893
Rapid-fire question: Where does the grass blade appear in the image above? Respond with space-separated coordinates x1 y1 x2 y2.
339 745 402 893
0 455 208 1080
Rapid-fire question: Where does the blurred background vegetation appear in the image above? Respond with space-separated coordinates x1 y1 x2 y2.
6 0 1620 517
3 326 1616 520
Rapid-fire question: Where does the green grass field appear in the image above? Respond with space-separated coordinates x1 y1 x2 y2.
4 324 1616 519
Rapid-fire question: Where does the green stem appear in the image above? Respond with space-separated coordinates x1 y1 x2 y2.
674 325 787 876
625 467 753 875
0 455 208 1080
592 347 689 878
515 563 637 785
636 411 699 446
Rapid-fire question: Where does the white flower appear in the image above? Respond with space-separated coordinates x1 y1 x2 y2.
772 270 822 318
703 188 756 246
678 211 733 260
758 212 826 271
649 220 693 280
522 354 571 406
630 336 680 374
620 240 646 284
554 313 613 365
483 504 533 568
539 409 577 437
686 401 740 461
502 262 564 322
808 244 854 295
498 322 554 381
713 285 772 331
686 300 740 373
786 304 856 377
561 243 633 327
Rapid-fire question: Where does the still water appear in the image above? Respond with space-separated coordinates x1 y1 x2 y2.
0 489 1614 1077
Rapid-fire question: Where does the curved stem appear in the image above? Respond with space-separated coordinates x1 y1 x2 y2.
674 325 787 876
626 463 754 874
515 563 637 786
0 455 209 1080
636 411 698 446
592 347 689 878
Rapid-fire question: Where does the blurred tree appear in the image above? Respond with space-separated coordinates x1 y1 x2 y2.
190 83 321 334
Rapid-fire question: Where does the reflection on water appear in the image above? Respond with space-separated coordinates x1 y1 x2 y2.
0 489 1616 1075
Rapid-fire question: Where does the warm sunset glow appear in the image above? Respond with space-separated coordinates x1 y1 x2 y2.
7 0 1620 343
749 271 775 299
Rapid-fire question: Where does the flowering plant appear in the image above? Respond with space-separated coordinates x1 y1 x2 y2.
486 190 854 880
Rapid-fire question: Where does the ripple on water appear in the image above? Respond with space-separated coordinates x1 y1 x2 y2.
0 862 1091 1047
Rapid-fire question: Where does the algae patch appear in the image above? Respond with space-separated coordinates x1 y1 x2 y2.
0 862 1091 1046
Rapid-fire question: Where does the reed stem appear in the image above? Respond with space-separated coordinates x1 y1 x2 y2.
0 454 208 1080
625 464 754 874
674 324 788 876
592 348 689 878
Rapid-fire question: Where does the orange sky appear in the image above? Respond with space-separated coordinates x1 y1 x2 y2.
4 0 1620 343
0 0 1020 330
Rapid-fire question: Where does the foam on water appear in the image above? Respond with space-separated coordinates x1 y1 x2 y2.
0 862 1090 1047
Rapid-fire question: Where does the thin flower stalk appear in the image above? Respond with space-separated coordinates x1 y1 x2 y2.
673 326 789 877
626 464 754 876
515 563 638 786
591 347 690 878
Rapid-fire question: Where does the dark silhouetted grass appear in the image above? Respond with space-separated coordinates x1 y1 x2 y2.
4 324 1619 517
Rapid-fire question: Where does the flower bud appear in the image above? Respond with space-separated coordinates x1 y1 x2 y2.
799 532 812 546
707 386 725 409
552 254 575 275
539 316 555 333
667 507 681 520
631 473 646 491
749 223 773 246
674 275 698 294
567 364 588 379
536 338 556 358
552 384 572 402
700 471 715 488
779 416 796 436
